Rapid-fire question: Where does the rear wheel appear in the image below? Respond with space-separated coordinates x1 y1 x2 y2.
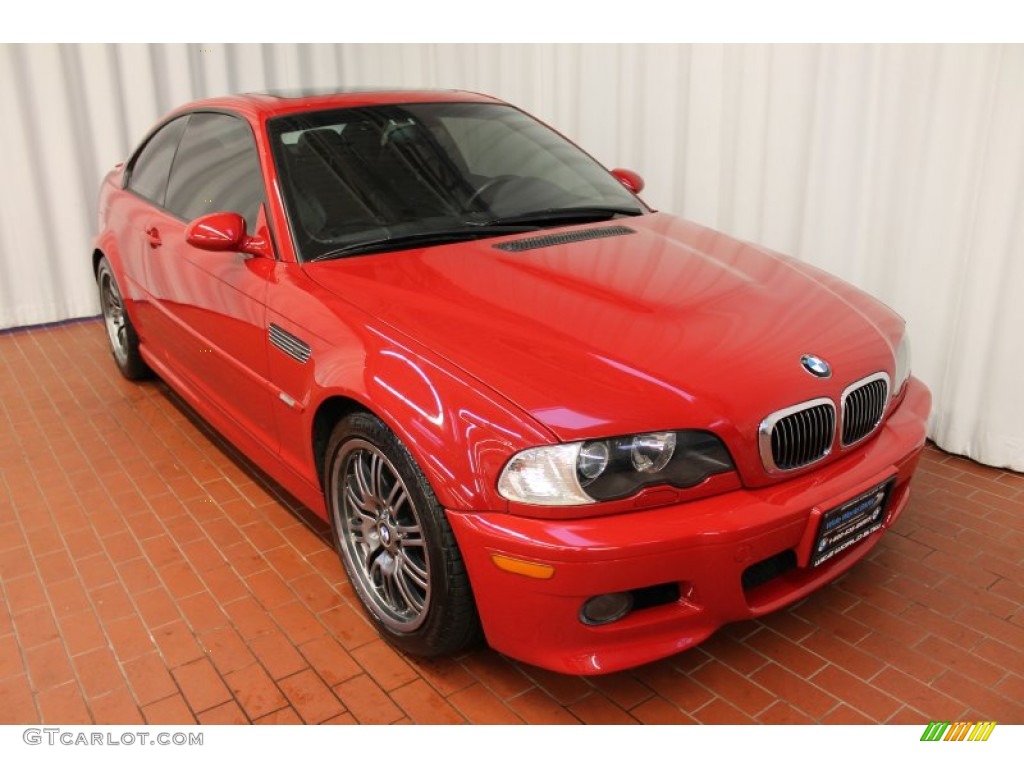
97 257 150 380
325 412 481 657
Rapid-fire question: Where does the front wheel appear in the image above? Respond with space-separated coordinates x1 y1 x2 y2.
97 257 150 380
325 412 481 657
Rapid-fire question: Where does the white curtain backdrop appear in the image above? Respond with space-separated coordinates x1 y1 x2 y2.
0 44 1021 471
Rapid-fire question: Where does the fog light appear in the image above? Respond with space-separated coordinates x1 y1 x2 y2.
580 592 634 626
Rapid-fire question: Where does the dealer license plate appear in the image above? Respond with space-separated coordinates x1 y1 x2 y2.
811 480 893 568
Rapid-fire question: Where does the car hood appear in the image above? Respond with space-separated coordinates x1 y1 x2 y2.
305 213 903 472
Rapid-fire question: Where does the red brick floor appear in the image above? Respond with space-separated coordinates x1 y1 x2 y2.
1 318 1023 725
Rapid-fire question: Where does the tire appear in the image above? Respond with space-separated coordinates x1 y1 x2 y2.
97 257 150 381
324 412 481 657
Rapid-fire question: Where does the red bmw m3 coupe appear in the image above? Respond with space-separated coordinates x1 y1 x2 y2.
93 89 930 674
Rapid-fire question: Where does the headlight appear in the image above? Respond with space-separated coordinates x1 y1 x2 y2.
893 335 911 397
497 443 593 506
497 430 734 506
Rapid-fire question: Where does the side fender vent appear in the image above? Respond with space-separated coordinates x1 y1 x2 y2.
493 225 636 252
269 323 311 364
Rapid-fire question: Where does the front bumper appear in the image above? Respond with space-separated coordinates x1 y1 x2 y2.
447 378 931 674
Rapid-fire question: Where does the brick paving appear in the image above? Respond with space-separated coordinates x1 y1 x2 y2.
1 318 1022 725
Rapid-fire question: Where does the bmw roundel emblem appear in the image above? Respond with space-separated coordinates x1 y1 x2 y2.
801 354 831 378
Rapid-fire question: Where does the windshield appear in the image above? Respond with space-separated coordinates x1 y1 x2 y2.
267 102 647 261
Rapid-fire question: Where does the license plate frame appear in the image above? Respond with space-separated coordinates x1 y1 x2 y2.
811 479 893 568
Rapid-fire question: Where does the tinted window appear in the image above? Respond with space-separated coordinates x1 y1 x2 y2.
165 113 265 229
436 111 612 200
127 116 187 205
268 103 644 262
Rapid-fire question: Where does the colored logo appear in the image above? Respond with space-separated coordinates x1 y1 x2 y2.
800 354 831 378
920 721 997 742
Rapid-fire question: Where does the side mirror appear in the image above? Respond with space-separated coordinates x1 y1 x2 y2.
185 211 272 259
611 168 645 195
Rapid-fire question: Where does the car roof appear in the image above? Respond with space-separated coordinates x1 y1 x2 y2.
169 88 506 122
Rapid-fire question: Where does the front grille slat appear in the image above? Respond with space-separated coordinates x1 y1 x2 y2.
793 411 805 467
806 407 818 466
803 409 815 465
841 374 888 446
800 409 813 466
785 416 794 468
787 412 798 468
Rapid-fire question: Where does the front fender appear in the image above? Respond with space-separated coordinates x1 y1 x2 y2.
311 324 556 512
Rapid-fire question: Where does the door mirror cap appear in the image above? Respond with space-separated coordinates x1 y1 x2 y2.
185 211 271 259
610 168 645 195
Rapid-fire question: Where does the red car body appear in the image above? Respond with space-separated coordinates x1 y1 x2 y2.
93 90 930 674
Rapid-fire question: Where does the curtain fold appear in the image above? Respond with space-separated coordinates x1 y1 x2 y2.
0 43 1020 470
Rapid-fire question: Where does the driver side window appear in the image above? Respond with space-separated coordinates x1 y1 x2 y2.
164 113 266 230
126 116 188 206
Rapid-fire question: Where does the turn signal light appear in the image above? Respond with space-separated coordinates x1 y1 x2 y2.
490 554 556 580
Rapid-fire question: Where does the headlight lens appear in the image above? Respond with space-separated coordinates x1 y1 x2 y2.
630 432 676 473
498 443 593 506
894 335 911 397
577 441 611 483
497 430 734 506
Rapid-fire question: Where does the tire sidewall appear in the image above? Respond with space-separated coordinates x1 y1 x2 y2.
324 411 469 657
96 257 149 380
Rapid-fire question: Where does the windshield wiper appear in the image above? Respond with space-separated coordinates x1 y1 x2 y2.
483 206 644 227
309 224 540 261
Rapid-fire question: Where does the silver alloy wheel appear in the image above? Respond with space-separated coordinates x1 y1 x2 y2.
100 269 129 366
330 439 431 631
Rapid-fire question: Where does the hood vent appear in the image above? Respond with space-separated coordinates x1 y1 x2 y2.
493 225 636 253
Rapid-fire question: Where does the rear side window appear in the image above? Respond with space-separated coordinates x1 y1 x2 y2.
126 116 188 205
165 112 265 230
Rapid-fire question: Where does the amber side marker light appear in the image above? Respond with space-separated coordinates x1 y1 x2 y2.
490 554 556 580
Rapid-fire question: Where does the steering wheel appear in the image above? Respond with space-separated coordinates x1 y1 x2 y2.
466 175 521 208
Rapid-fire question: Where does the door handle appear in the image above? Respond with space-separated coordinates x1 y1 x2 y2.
145 227 162 248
